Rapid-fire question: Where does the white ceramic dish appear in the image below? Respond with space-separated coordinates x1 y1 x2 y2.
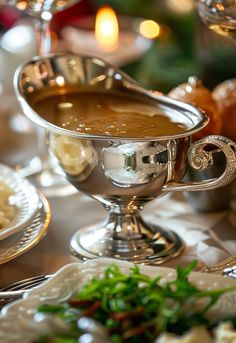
0 258 236 343
0 191 50 264
0 163 39 240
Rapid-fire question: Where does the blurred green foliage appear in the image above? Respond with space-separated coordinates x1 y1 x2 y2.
90 0 236 92
90 0 199 93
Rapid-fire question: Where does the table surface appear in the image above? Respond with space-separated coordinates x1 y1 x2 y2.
1 94 236 288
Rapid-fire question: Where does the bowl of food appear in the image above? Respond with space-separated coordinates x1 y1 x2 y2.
0 163 40 240
1 258 236 342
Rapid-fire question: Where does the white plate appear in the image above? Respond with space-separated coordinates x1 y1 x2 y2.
0 163 39 240
0 192 50 264
0 258 236 343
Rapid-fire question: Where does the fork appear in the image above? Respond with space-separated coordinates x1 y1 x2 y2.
0 274 51 307
0 275 51 292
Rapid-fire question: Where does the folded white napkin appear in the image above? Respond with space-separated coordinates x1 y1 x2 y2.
143 193 235 269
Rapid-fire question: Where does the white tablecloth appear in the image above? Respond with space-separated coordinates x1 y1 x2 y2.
0 189 236 287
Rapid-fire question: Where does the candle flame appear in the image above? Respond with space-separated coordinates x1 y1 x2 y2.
95 6 119 50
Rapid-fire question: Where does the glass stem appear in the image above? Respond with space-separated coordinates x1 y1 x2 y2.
35 16 52 55
33 15 53 174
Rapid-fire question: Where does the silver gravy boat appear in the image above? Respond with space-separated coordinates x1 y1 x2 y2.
14 53 236 264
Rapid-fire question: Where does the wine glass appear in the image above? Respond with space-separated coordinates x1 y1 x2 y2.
4 0 80 196
196 0 236 41
5 0 79 53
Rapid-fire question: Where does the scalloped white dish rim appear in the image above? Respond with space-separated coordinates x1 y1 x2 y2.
1 258 236 343
0 163 40 240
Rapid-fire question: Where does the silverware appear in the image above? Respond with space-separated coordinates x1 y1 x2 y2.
0 274 51 307
223 266 236 279
201 255 236 279
15 53 236 265
0 274 51 292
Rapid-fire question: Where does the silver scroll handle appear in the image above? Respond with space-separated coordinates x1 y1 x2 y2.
163 135 236 192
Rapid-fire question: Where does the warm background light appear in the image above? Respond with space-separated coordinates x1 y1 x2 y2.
166 0 194 14
95 6 119 50
15 0 27 10
139 19 160 39
1 25 33 53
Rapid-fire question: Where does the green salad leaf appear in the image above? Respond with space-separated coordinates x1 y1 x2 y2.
35 262 236 343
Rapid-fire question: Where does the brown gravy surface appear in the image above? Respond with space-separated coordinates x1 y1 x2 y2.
31 90 187 138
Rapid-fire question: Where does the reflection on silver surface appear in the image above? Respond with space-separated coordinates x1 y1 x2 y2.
102 142 168 186
50 135 98 180
14 53 236 264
